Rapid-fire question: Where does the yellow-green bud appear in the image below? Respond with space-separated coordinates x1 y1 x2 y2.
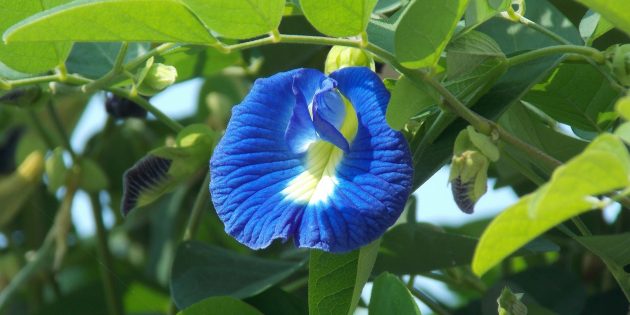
324 46 375 74
608 44 630 87
137 59 178 96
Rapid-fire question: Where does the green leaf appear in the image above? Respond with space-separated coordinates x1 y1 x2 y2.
411 58 560 190
446 31 506 80
0 0 72 73
308 240 380 315
66 42 150 79
0 62 34 80
499 102 588 172
575 0 630 36
78 158 109 192
406 31 507 162
45 147 67 193
478 0 582 53
244 287 308 315
124 282 170 314
177 296 262 315
300 0 377 37
395 0 468 68
529 136 630 218
366 17 397 56
386 75 439 130
497 287 527 315
374 223 477 274
369 272 421 315
4 0 216 44
374 0 406 14
182 0 285 39
579 10 614 45
524 63 622 132
615 122 630 144
616 95 630 121
411 55 561 189
464 0 510 33
473 134 630 276
373 222 557 275
170 241 303 310
575 233 630 299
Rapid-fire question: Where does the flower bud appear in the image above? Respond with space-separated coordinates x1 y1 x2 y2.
449 150 489 214
608 44 630 86
324 46 375 74
137 58 177 96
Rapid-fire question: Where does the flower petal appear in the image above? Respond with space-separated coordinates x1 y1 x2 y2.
291 67 413 251
210 67 413 252
285 76 318 154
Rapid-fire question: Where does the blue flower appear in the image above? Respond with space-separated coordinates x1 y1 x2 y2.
210 67 413 252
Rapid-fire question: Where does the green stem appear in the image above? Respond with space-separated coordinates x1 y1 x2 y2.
281 276 309 292
4 74 61 89
183 173 210 240
124 42 178 70
406 278 452 315
507 45 606 67
46 100 78 161
65 74 183 133
81 42 129 94
571 217 593 237
495 124 561 170
224 34 361 52
523 20 572 45
112 42 129 70
114 88 183 132
26 108 56 149
89 194 124 315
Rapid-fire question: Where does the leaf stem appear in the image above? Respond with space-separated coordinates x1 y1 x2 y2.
3 74 61 89
124 42 178 70
89 194 124 315
223 34 361 52
507 45 606 67
81 42 129 94
406 277 452 315
26 108 57 149
521 19 572 45
183 172 210 241
119 89 183 132
46 100 78 161
67 74 184 132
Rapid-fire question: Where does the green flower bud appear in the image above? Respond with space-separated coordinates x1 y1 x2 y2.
137 57 178 96
497 287 527 315
324 46 375 74
449 150 489 214
608 44 630 86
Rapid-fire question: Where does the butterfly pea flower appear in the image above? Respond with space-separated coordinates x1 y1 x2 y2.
210 67 413 252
